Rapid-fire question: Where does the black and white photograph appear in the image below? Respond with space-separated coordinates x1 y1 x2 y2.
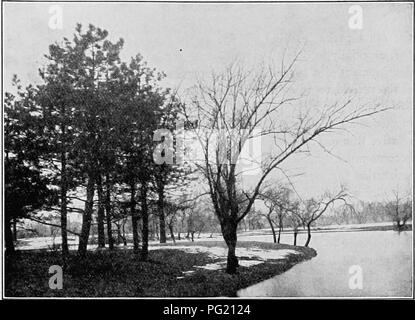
1 0 413 303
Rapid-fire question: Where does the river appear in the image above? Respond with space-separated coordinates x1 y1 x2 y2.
237 229 413 297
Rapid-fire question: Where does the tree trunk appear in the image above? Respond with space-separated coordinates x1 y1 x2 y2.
78 176 95 256
222 220 238 274
140 182 149 261
177 232 181 240
60 151 69 256
105 174 114 250
122 220 127 246
130 182 140 254
96 175 106 248
155 220 159 240
268 217 276 243
293 230 298 246
60 110 69 256
5 218 15 254
277 219 283 244
305 223 312 247
169 224 176 243
116 223 122 245
158 183 167 243
12 217 17 242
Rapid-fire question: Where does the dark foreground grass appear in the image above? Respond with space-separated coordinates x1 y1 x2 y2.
5 241 316 297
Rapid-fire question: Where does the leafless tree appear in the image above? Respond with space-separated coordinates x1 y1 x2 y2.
298 187 350 247
164 201 184 244
285 200 303 245
259 185 292 243
181 54 388 273
259 199 278 243
386 190 412 231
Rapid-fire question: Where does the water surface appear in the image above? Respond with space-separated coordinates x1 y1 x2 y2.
238 230 413 297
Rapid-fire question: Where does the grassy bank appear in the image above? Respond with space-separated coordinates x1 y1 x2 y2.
5 241 316 297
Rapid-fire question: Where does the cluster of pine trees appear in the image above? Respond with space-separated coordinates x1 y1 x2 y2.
4 24 189 258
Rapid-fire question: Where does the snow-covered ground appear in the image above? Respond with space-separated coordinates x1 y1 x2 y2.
16 221 407 251
15 232 226 251
151 245 299 277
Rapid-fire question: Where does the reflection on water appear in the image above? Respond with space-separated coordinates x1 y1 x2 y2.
238 230 413 297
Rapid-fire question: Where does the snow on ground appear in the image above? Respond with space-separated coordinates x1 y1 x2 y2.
150 244 299 276
15 233 225 251
152 245 299 261
17 221 408 251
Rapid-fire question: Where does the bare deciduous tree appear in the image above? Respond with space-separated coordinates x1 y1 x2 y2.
286 203 303 246
259 185 292 243
386 190 412 231
181 55 388 273
298 187 350 247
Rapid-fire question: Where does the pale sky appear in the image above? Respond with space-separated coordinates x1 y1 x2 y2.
3 2 413 202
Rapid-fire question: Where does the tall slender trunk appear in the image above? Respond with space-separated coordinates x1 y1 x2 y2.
293 229 298 246
12 217 17 242
60 105 69 256
60 150 69 256
116 224 126 246
122 220 127 246
5 218 15 254
105 174 114 250
140 182 149 261
78 176 95 256
130 182 140 254
154 219 159 240
169 224 176 243
96 174 106 248
158 183 166 243
268 217 276 243
277 219 283 244
116 223 122 245
305 223 312 247
222 219 238 274
187 214 194 240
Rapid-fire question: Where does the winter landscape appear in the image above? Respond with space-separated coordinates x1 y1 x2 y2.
3 2 413 298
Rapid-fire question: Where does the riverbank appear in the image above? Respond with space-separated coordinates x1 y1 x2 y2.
5 241 316 297
239 221 412 239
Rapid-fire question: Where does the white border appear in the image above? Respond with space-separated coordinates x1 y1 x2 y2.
1 0 413 300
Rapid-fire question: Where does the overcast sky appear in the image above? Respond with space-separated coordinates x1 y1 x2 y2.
3 2 413 202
